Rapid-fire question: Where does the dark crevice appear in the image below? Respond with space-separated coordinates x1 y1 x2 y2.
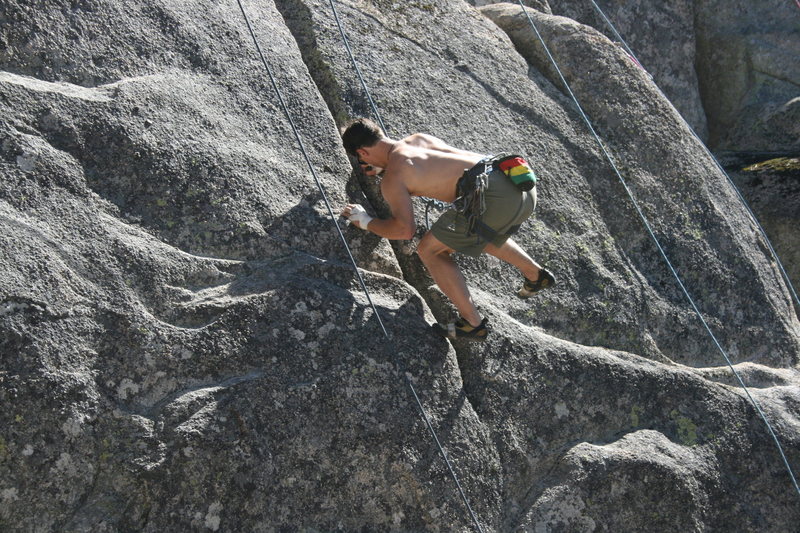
273 0 350 125
271 0 453 321
272 0 492 424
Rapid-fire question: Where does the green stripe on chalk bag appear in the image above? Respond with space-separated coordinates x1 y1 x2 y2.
498 156 538 191
511 169 536 191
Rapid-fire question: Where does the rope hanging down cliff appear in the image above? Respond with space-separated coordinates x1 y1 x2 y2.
326 0 448 230
587 0 800 312
234 1 484 531
515 0 800 500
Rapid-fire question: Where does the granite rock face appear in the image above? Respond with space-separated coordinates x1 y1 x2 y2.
725 155 800 291
692 0 800 152
544 0 800 153
546 0 708 142
478 0 800 313
1 1 799 532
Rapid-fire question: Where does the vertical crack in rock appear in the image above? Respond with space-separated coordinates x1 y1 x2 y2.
273 0 350 126
271 0 493 455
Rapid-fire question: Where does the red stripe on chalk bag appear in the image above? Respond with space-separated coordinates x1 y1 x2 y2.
498 157 527 172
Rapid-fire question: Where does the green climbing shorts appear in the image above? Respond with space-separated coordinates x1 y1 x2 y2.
430 167 536 257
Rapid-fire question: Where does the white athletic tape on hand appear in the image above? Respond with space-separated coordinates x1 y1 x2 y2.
348 204 373 230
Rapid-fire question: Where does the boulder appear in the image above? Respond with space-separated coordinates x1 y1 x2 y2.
545 0 800 153
547 0 708 142
693 0 800 152
724 154 800 291
1 0 798 531
0 1 490 530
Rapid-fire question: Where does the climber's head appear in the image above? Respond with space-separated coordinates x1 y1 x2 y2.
341 118 384 158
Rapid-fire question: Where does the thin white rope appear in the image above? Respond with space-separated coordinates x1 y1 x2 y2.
588 0 800 312
236 1 484 530
516 0 800 499
327 0 448 228
326 2 484 529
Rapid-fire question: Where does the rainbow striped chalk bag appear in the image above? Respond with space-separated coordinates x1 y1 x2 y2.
496 154 537 191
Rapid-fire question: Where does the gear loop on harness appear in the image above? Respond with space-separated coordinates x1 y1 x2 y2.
423 197 450 231
453 160 490 236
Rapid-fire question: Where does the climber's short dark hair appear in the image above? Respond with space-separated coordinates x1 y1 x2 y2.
341 118 384 156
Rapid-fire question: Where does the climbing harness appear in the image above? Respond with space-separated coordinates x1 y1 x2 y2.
516 0 800 499
236 1 484 530
452 154 533 245
326 2 484 529
425 150 538 234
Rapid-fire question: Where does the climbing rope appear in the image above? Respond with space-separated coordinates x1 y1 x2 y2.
515 0 800 499
235 1 484 530
327 0 449 230
327 0 387 135
587 0 800 312
326 1 483 529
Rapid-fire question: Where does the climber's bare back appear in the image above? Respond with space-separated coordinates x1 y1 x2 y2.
385 133 484 203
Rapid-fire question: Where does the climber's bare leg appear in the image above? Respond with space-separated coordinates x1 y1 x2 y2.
484 238 543 281
417 231 482 327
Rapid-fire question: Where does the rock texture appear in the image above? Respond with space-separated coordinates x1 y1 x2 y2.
543 0 800 153
693 0 800 152
725 154 800 291
1 1 799 532
545 0 708 142
486 0 800 341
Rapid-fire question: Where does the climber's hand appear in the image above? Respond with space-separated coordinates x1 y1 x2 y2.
342 204 373 230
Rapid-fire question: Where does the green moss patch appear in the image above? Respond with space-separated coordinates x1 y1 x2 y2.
743 157 800 173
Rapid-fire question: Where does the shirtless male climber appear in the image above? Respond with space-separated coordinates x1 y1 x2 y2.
340 118 555 341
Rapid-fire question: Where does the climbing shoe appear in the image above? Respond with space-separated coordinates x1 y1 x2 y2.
432 316 489 341
518 267 556 298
